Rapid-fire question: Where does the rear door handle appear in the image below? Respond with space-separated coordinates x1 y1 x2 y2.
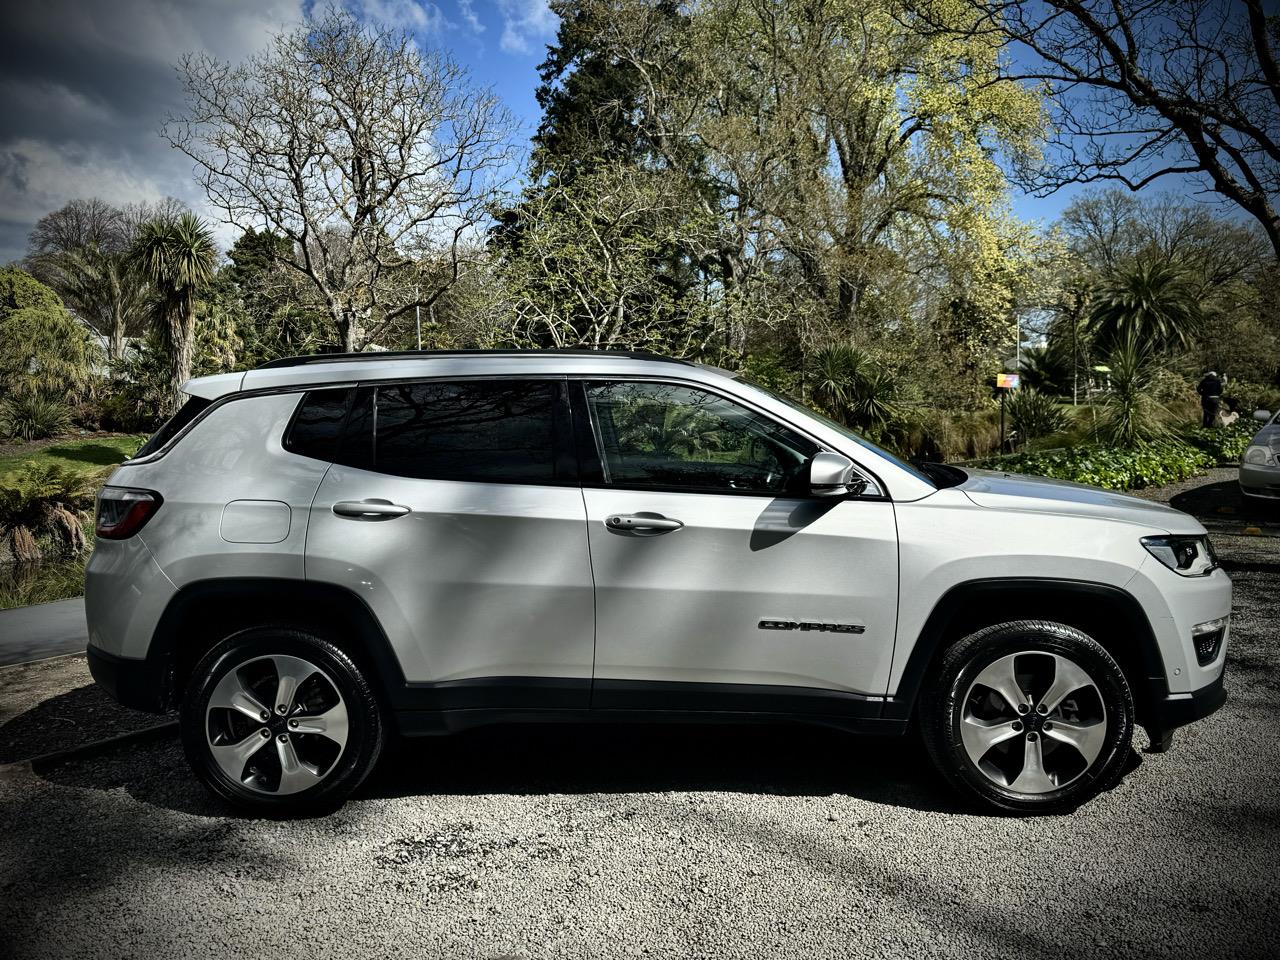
605 513 684 532
333 499 411 519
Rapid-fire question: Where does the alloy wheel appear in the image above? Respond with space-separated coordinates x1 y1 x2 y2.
205 654 350 796
959 651 1108 795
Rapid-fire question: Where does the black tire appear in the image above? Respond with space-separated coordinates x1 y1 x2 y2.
922 620 1134 815
180 627 385 814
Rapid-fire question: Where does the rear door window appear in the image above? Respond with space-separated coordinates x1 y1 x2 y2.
360 379 573 484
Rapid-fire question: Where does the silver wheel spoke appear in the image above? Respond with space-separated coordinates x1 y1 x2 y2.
973 655 1031 713
1045 718 1107 766
290 703 349 751
1041 655 1096 714
1009 736 1056 794
209 683 270 723
271 656 316 715
211 731 269 782
960 716 1021 759
275 737 323 795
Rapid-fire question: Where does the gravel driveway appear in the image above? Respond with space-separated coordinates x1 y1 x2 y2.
2 470 1277 960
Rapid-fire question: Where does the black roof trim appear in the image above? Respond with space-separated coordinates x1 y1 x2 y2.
255 348 693 370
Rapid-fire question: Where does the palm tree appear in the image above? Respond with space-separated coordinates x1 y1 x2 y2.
1087 259 1203 355
130 212 218 414
810 345 898 433
54 244 150 361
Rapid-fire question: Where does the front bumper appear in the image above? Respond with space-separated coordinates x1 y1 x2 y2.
1240 461 1280 498
87 643 169 714
1143 672 1226 749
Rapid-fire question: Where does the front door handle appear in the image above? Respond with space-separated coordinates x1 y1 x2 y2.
605 513 684 532
333 499 411 519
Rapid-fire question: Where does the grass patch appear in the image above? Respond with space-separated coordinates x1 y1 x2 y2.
0 553 88 610
0 434 145 483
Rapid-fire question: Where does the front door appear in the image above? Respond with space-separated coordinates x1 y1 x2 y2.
305 377 594 709
575 379 899 715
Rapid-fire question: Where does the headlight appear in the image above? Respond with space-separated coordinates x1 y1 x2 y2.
1243 445 1275 466
1141 535 1218 576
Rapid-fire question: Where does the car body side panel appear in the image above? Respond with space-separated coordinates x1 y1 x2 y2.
305 465 595 684
583 488 899 696
83 535 176 659
106 393 330 585
890 489 1231 697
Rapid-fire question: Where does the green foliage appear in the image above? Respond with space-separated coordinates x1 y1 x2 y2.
0 267 100 403
1183 422 1259 464
129 212 219 414
1019 343 1073 396
980 442 1212 491
810 346 899 434
1087 259 1203 354
0 395 72 442
0 550 90 610
0 462 100 563
1006 388 1069 443
1098 336 1171 447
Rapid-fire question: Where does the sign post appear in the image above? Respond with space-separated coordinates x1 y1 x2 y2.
996 373 1021 452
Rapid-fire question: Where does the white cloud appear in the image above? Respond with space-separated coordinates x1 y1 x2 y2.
0 0 307 262
498 0 557 55
348 0 449 33
458 0 484 34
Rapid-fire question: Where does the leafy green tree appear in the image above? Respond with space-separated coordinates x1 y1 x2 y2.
1098 335 1171 447
0 267 99 403
129 213 219 414
1087 260 1203 355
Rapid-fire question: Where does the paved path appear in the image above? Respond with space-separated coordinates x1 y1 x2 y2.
0 598 86 666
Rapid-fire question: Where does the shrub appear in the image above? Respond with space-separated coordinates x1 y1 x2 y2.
1006 388 1069 444
977 441 1211 491
1183 421 1258 463
0 463 101 563
1098 337 1171 446
0 394 72 441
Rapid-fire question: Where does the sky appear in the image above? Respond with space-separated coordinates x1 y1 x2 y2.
0 0 1128 266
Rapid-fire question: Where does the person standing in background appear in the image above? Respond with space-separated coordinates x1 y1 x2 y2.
1197 370 1223 428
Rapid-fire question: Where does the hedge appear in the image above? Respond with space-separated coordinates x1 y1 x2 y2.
1182 421 1258 464
975 441 1213 491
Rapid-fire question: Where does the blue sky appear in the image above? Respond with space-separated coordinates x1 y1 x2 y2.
0 0 1194 263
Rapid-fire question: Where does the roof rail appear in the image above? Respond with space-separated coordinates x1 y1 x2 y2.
254 348 692 370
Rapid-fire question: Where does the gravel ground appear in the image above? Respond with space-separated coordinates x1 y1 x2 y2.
1 472 1277 960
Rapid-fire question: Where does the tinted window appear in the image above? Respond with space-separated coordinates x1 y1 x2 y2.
585 381 819 495
371 380 567 484
134 396 212 459
284 388 353 461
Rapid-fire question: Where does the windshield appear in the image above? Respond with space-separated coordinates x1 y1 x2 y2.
736 378 936 488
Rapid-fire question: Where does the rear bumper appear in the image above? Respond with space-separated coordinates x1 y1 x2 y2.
1144 672 1226 744
87 643 169 714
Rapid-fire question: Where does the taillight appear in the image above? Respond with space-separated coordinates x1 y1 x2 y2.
95 488 163 540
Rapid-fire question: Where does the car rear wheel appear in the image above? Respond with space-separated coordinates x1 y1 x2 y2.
922 620 1134 814
180 628 384 814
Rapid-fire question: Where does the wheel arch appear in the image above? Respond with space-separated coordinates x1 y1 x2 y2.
147 578 407 715
886 578 1167 727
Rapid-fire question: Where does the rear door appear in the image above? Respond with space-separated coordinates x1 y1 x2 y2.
303 377 594 708
574 378 899 715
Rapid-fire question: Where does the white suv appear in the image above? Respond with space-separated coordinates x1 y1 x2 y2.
85 351 1230 814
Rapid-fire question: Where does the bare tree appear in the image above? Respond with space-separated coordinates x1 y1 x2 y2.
914 0 1280 258
166 8 516 351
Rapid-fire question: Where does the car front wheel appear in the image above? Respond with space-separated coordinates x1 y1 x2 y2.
180 628 384 814
922 620 1134 814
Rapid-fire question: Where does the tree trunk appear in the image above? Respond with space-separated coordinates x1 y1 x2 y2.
110 303 125 363
168 306 196 417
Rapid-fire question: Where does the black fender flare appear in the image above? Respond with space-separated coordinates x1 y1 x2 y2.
883 577 1168 723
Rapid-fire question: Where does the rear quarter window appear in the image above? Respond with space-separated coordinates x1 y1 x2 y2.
133 396 213 459
283 388 355 462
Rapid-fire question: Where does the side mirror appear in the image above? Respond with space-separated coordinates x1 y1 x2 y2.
809 452 866 497
1253 410 1272 423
